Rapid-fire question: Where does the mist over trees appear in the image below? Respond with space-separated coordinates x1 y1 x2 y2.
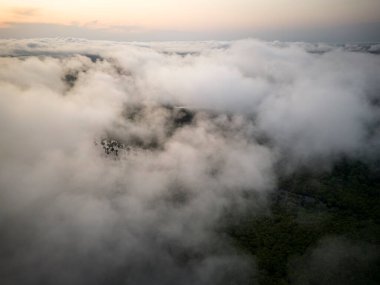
0 39 379 285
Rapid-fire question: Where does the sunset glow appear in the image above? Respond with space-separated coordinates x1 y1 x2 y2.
1 0 380 32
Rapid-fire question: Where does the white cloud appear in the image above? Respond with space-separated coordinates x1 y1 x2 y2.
0 38 379 284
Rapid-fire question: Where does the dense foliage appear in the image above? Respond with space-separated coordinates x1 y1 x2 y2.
225 159 380 284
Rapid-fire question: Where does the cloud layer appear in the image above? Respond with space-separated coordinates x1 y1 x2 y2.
0 38 379 284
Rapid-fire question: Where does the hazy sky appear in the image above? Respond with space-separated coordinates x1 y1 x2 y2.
0 0 380 41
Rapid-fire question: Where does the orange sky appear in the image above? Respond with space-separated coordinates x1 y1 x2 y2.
1 0 380 31
0 0 379 41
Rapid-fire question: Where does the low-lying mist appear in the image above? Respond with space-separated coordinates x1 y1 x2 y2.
0 38 379 284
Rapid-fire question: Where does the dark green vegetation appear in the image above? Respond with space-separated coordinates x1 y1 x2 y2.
100 105 196 154
225 159 380 285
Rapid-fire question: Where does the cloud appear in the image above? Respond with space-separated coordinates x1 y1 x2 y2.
0 48 268 285
1 21 380 42
11 7 39 17
0 22 151 41
0 38 379 284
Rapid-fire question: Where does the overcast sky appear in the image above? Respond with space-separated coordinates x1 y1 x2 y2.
0 0 380 41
